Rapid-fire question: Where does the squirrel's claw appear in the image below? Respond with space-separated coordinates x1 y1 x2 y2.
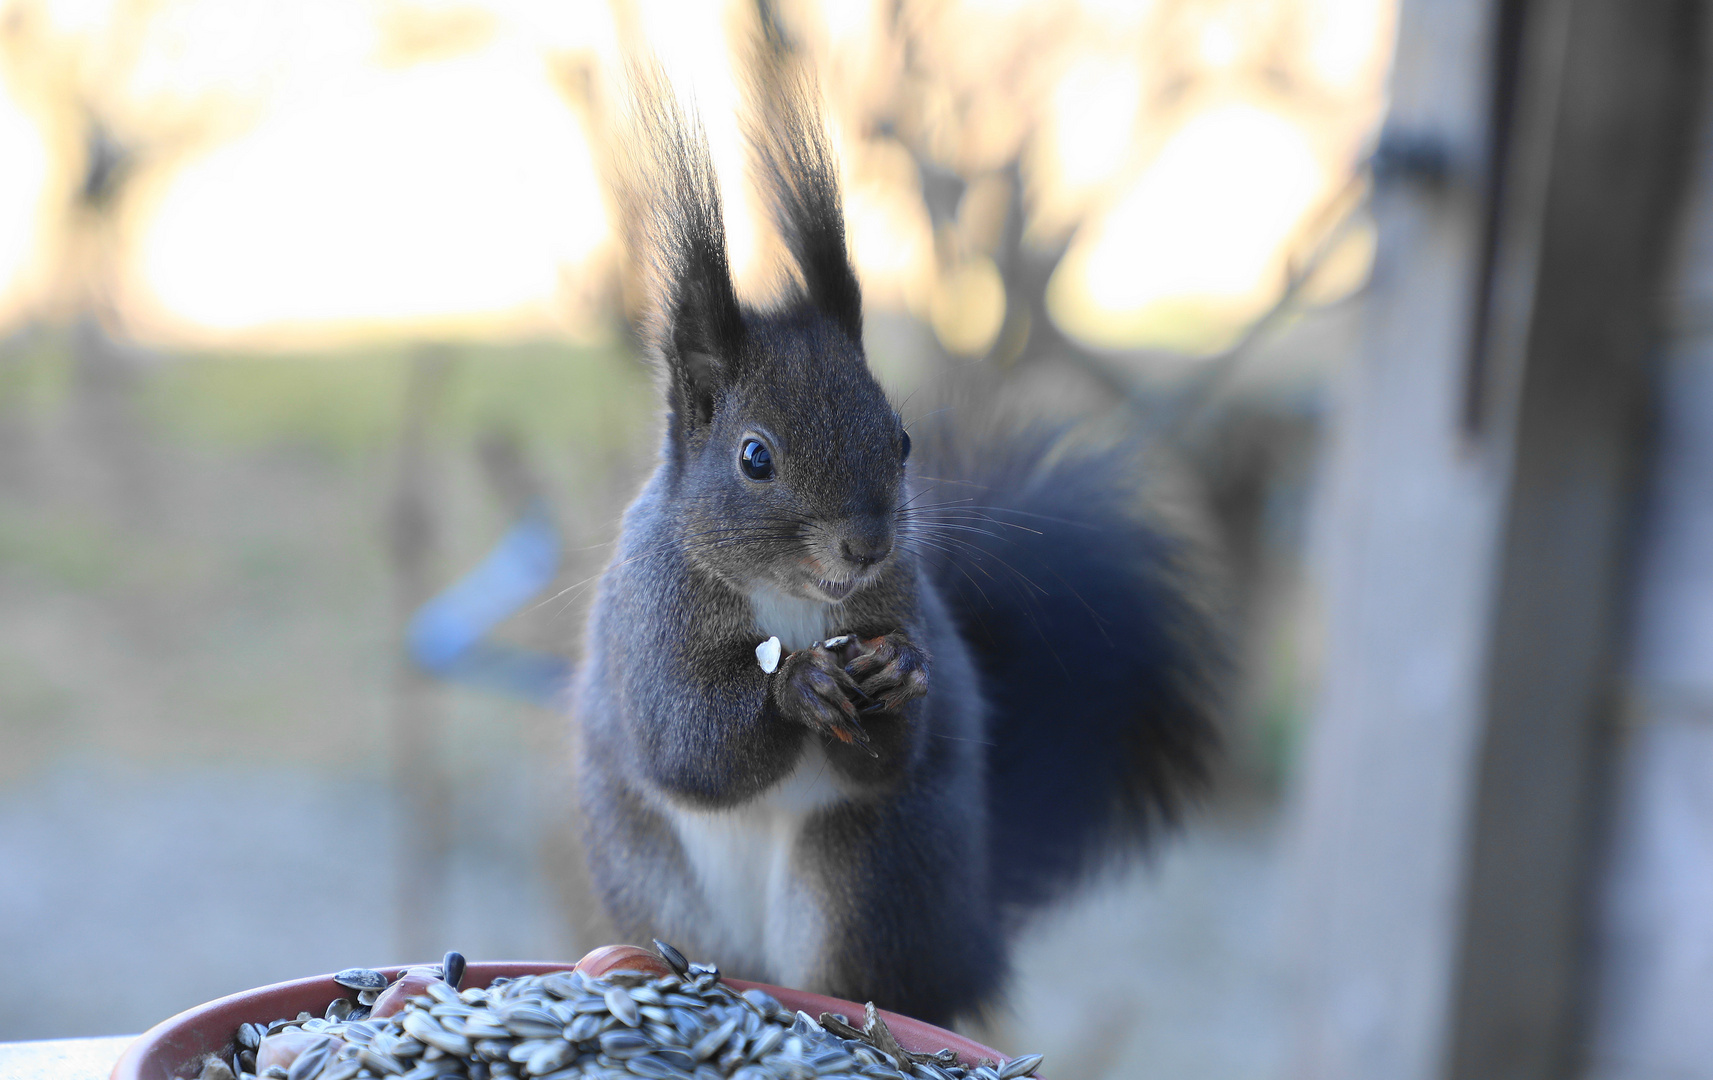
827 716 879 757
847 632 930 713
774 641 877 754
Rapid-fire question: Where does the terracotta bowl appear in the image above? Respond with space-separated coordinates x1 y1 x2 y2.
111 962 1015 1080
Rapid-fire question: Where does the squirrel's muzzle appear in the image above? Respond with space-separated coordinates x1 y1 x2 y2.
835 516 894 570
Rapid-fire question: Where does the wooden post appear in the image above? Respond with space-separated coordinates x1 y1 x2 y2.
1587 20 1713 1074
1446 0 1699 1075
1286 0 1700 1076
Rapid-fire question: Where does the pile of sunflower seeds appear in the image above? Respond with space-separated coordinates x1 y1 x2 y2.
204 945 1043 1080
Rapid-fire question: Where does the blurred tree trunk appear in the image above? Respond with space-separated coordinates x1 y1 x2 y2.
1287 0 1699 1078
389 344 455 963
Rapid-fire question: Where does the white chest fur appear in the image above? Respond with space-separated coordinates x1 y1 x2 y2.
747 584 836 652
661 742 847 986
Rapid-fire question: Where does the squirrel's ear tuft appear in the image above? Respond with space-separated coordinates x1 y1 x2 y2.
745 59 862 343
618 63 745 433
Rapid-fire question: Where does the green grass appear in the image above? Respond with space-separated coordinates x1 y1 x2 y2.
133 339 656 461
0 508 126 589
0 327 78 414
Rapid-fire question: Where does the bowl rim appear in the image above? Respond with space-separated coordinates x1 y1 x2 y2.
109 961 1019 1080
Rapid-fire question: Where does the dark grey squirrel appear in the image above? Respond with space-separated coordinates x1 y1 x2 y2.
573 63 1221 1026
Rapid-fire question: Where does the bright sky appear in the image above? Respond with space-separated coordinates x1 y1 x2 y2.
0 77 50 319
0 0 1395 353
138 49 608 336
1050 102 1329 352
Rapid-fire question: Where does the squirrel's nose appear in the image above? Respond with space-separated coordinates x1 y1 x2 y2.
839 526 893 568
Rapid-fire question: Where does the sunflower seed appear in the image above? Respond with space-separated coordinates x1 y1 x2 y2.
749 1027 785 1059
334 969 389 992
320 1060 362 1080
604 989 640 1028
687 1016 738 1062
526 1041 573 1075
502 1006 563 1040
404 1012 473 1056
599 1030 654 1060
670 1010 704 1042
425 982 461 1006
740 991 781 1018
810 1051 856 1072
653 1050 693 1074
790 1013 822 1036
638 1027 673 1050
624 1054 689 1080
358 1046 405 1075
651 941 690 977
508 1040 550 1064
393 1035 426 1059
333 1025 368 1047
286 1041 333 1080
442 953 467 991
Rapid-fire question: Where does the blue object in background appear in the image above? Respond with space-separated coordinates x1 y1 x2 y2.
407 497 574 707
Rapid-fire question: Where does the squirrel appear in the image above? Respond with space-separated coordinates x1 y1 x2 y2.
572 63 1221 1026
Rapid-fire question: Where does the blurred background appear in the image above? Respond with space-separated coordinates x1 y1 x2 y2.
1 0 1708 1077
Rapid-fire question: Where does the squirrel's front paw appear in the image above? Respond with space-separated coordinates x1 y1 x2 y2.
774 644 876 755
846 632 930 713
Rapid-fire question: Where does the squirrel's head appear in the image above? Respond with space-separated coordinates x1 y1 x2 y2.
621 63 908 603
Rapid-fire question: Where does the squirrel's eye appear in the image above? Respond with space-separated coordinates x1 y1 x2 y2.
901 430 912 464
739 438 775 481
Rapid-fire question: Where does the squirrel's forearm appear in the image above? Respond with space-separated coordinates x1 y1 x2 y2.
623 644 803 808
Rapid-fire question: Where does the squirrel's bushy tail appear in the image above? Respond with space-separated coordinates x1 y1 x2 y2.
911 411 1223 923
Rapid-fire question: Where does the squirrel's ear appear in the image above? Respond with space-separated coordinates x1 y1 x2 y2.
620 64 746 433
746 61 862 343
671 348 726 428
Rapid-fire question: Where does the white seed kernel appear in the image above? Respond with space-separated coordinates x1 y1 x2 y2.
756 636 782 674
